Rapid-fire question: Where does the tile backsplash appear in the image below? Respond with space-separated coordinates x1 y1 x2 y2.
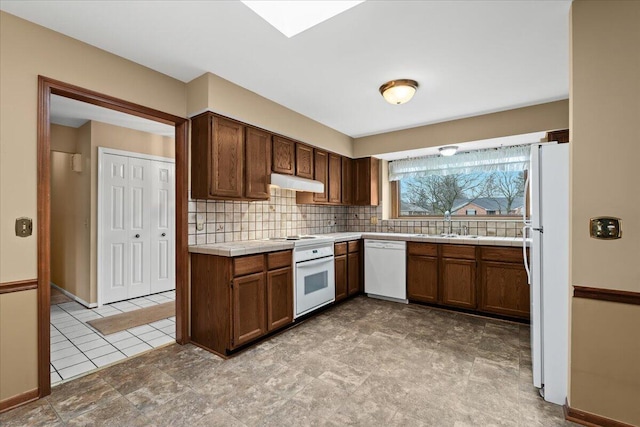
188 190 523 245
188 188 346 245
346 206 524 237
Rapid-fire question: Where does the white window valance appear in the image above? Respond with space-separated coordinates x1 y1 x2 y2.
388 145 531 181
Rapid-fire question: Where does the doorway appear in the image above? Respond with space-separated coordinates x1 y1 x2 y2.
38 76 188 397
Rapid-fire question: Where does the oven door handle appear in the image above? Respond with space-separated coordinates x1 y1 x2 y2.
296 256 334 268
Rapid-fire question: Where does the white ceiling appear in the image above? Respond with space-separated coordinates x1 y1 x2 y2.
1 1 571 138
51 95 175 137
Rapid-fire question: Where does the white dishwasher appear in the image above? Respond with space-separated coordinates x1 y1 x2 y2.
364 239 407 302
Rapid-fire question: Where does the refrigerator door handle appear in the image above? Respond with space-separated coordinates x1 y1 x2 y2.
523 225 532 285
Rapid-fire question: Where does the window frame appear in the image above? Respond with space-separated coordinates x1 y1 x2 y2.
391 172 530 220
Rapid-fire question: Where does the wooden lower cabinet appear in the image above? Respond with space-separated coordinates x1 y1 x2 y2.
407 255 438 303
440 258 477 309
347 250 361 295
335 254 348 302
478 248 530 320
190 250 293 355
266 267 293 331
232 272 266 348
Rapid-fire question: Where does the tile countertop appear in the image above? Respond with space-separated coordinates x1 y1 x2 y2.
188 232 529 257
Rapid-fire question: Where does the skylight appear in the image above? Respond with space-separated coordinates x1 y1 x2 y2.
241 1 365 38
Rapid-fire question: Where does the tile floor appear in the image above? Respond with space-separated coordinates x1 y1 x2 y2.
50 290 176 385
3 296 577 426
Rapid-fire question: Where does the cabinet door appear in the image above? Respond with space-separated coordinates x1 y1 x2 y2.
211 116 244 198
232 272 266 348
353 157 379 206
440 258 476 309
272 136 295 175
296 143 314 179
313 149 328 203
267 267 293 331
245 126 272 200
328 153 342 204
407 255 438 303
479 261 530 319
347 251 361 296
335 254 348 302
341 157 353 205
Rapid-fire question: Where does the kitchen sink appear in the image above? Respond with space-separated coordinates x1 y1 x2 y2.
414 233 479 239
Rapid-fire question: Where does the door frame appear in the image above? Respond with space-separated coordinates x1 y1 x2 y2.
97 147 176 307
37 76 189 397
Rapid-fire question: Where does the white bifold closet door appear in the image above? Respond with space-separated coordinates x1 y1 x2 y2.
100 151 175 305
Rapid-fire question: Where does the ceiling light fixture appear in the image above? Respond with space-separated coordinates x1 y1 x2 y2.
439 146 458 157
379 79 419 105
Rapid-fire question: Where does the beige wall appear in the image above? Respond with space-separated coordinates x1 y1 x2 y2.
569 1 640 424
353 100 569 157
570 299 640 425
0 290 38 401
0 11 185 403
187 73 354 157
50 124 78 153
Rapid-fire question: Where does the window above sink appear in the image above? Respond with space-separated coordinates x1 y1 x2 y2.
390 145 531 219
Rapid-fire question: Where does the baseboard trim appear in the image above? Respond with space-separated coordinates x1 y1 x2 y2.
0 388 39 413
564 401 635 427
573 286 640 306
0 279 38 295
50 282 97 308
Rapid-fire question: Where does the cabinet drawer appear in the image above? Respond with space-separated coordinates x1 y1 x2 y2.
441 244 476 260
267 251 292 270
335 242 347 256
480 247 525 263
407 242 438 257
347 240 360 253
234 254 264 276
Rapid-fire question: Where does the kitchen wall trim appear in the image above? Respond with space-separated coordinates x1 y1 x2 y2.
564 400 635 427
0 279 38 295
0 388 39 414
573 286 640 306
36 76 190 399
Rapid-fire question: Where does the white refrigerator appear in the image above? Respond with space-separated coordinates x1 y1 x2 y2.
523 142 569 406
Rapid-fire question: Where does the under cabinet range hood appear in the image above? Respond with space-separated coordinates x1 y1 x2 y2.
270 173 324 193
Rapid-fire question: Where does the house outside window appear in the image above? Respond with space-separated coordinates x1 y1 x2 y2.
391 145 529 218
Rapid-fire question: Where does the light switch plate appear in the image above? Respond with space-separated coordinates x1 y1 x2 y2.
590 217 622 239
15 217 33 237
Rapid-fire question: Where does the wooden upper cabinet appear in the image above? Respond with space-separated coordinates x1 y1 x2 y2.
328 153 342 204
296 143 314 179
210 116 244 198
313 149 328 203
547 129 569 143
190 112 244 199
354 157 380 206
245 126 271 200
272 136 295 175
341 157 353 205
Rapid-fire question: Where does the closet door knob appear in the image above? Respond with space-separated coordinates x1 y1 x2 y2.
161 233 166 237
135 234 140 238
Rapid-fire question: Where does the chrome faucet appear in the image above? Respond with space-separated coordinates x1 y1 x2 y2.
444 210 452 234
